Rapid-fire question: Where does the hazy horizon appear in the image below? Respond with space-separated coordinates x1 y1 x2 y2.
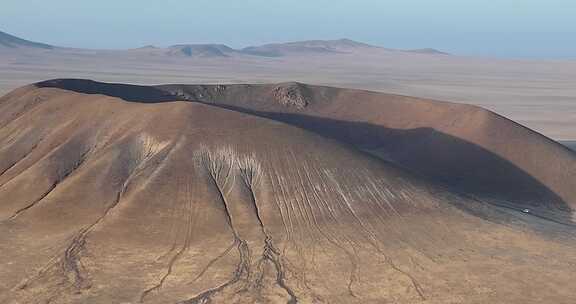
2 0 575 59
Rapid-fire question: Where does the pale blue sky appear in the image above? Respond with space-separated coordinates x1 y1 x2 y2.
2 0 575 58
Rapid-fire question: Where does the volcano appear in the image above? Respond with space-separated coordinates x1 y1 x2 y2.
0 79 575 304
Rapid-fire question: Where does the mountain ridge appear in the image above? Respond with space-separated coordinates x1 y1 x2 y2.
0 29 449 57
0 30 54 49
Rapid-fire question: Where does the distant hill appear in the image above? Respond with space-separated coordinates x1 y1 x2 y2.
167 44 237 57
405 48 450 55
135 45 158 50
0 30 54 49
241 38 380 57
0 30 450 57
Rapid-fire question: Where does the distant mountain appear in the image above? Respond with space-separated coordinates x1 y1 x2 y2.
135 45 159 50
241 38 380 57
162 39 385 58
0 30 54 49
0 30 449 57
405 48 449 55
167 44 237 57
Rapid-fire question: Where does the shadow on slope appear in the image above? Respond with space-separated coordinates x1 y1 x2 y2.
37 79 176 102
561 141 576 152
215 107 574 215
